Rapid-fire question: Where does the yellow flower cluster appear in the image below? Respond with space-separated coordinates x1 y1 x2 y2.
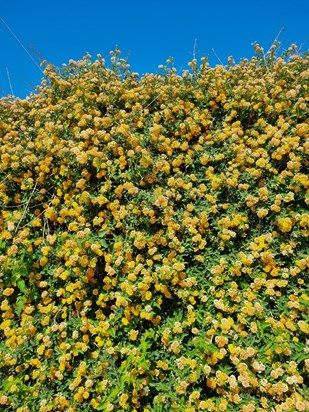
0 46 308 411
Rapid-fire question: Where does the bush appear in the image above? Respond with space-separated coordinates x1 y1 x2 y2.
0 44 308 411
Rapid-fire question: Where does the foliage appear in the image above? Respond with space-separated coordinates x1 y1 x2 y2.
0 44 308 412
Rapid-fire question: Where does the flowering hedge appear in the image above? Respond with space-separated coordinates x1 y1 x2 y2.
0 44 308 412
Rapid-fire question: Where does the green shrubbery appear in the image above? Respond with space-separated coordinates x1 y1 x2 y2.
0 44 308 411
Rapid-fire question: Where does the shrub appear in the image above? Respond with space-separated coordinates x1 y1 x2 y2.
0 44 308 411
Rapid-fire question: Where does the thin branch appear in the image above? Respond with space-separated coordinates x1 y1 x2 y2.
262 48 268 70
6 66 14 96
266 27 285 55
212 48 224 66
273 27 284 45
0 175 9 185
144 93 161 109
193 39 198 60
0 15 44 74
14 182 38 233
298 36 309 54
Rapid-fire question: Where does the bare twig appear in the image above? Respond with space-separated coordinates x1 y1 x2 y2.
6 66 14 96
193 39 198 60
14 182 38 233
144 93 161 109
0 15 44 74
212 48 224 66
273 27 285 45
266 27 285 56
298 36 309 54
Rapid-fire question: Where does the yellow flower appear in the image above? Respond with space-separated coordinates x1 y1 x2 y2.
129 329 138 341
119 393 129 407
170 340 181 354
40 256 48 266
41 246 51 256
298 320 309 333
3 288 14 296
155 195 168 208
199 400 215 410
144 291 152 300
172 322 183 334
90 399 99 408
277 217 293 233
215 335 228 348
257 208 268 218
255 157 268 168
37 344 45 355
0 396 8 405
90 243 103 256
173 261 185 271
121 317 129 326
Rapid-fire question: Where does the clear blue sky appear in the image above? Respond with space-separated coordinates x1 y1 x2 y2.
1 0 308 98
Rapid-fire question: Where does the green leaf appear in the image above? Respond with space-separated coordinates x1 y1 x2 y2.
97 231 108 248
96 404 107 411
20 265 28 276
120 373 132 385
108 387 119 400
99 238 108 248
296 353 308 363
17 279 27 294
15 295 27 316
29 288 40 301
138 359 149 370
2 378 10 391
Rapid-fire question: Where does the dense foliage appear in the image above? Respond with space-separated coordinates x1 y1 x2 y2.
0 44 308 411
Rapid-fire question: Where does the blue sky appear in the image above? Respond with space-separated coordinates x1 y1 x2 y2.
0 0 308 98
